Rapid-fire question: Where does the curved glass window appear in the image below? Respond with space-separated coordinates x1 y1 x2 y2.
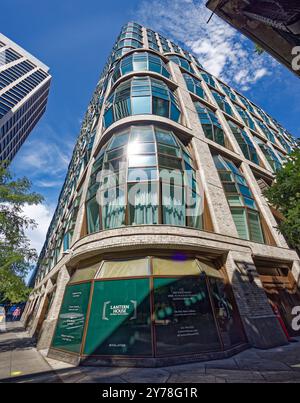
254 137 282 172
183 73 206 99
116 39 143 51
104 77 181 127
158 35 171 53
211 89 233 116
200 71 216 88
238 95 255 114
194 102 226 147
170 42 182 54
235 105 256 131
86 125 203 232
255 118 276 144
168 55 195 74
214 155 265 243
112 52 170 84
147 29 160 51
121 23 142 35
118 32 143 42
220 83 236 102
228 121 259 165
277 132 292 153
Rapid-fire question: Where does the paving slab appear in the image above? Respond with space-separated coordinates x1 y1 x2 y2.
1 323 300 383
121 368 170 383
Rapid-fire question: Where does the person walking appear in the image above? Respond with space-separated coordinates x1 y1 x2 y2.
12 307 21 322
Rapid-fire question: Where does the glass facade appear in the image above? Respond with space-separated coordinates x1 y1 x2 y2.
214 155 265 243
254 136 282 172
227 121 260 165
211 89 233 116
32 22 299 348
86 125 203 232
183 73 206 100
111 51 170 83
52 257 246 358
200 71 217 88
168 55 195 74
194 101 226 147
103 76 181 127
0 69 49 119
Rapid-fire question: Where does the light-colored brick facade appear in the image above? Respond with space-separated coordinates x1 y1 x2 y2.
24 23 300 365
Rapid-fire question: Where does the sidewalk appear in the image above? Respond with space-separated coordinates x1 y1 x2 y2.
0 322 61 383
1 323 300 383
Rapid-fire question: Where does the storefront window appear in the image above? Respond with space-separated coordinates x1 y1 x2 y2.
209 277 246 348
83 278 152 356
52 257 246 358
153 277 221 355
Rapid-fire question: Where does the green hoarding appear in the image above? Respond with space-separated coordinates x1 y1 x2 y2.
52 282 91 354
153 277 221 355
83 278 152 356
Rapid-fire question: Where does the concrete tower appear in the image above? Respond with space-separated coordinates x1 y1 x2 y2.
0 33 51 162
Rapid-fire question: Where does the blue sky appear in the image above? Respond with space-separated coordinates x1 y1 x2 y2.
1 0 299 259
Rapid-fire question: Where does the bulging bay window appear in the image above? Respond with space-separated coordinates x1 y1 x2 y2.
214 155 265 243
227 121 260 165
112 52 170 84
235 106 256 131
211 89 233 116
103 76 181 127
194 101 226 147
183 73 206 100
254 137 282 172
167 55 195 74
85 125 204 233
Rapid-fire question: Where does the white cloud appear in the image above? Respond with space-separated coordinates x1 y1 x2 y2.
22 203 55 255
136 0 278 90
11 123 74 181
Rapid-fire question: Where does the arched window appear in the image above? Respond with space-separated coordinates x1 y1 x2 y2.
86 125 203 232
104 77 181 127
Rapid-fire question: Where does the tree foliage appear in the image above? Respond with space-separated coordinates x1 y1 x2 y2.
264 149 300 249
0 162 43 303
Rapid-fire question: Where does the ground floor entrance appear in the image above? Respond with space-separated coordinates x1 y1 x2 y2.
256 261 300 338
49 256 247 364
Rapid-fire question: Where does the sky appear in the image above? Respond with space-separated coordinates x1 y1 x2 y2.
1 0 299 277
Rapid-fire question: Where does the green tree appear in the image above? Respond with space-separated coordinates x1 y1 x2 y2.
254 43 265 55
0 162 43 303
264 149 300 249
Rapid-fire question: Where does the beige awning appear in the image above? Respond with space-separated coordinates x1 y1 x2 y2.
197 260 223 279
152 258 200 276
96 258 150 279
69 262 101 284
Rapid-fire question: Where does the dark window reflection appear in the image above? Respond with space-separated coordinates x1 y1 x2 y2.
153 277 221 355
209 277 246 348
